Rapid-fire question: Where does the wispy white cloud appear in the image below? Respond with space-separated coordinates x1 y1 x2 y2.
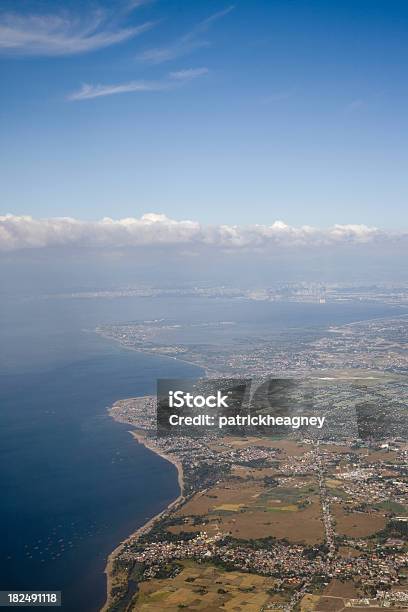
0 213 396 253
125 0 156 11
0 7 155 56
68 66 209 100
169 67 209 80
137 5 234 64
68 79 167 101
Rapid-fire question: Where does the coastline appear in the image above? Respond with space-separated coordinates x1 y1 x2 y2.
101 425 185 612
98 331 206 611
95 330 214 377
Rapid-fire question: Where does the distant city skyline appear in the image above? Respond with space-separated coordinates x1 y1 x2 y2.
1 0 408 228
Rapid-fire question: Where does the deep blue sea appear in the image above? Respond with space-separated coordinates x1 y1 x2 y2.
0 295 405 611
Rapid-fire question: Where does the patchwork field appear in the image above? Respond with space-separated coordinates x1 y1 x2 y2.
220 438 308 456
134 561 284 611
230 465 280 479
169 474 324 543
299 579 398 612
108 391 408 612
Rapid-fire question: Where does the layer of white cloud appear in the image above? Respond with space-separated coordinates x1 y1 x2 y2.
0 8 154 56
0 213 394 253
137 6 234 64
68 67 208 100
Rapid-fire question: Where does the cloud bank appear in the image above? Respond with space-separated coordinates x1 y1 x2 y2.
0 213 399 253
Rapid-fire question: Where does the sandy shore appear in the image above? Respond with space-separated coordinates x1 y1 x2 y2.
101 427 184 612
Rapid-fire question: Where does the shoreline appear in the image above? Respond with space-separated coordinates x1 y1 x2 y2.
96 330 210 376
98 332 207 611
101 425 185 612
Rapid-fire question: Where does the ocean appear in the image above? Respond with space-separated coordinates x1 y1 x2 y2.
0 295 404 610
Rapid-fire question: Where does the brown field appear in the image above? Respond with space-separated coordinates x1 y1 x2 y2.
315 597 345 611
321 444 354 454
170 473 324 543
221 437 307 456
301 594 321 611
211 501 323 543
214 503 245 512
133 561 283 611
326 479 343 489
175 480 264 517
359 449 399 463
169 502 324 543
323 579 359 598
230 465 280 479
301 580 361 612
301 593 359 612
332 503 386 537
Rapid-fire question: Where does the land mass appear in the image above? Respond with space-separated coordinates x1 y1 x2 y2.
100 314 408 611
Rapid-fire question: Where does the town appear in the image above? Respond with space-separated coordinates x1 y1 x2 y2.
102 312 408 611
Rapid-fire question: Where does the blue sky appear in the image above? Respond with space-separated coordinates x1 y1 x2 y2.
1 0 408 228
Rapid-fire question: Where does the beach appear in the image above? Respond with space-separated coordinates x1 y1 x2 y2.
102 422 185 612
